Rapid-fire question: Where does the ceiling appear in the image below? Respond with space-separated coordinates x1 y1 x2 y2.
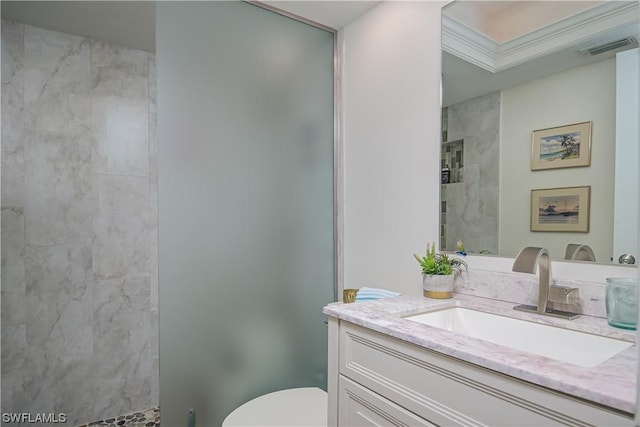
0 1 380 53
443 1 599 44
263 1 380 29
442 1 640 106
1 1 157 52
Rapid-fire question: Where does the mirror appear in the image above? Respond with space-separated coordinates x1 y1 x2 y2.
440 1 639 265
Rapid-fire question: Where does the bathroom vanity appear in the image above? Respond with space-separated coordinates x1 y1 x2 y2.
324 295 636 426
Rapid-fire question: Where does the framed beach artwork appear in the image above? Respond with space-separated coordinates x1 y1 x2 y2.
531 121 592 170
531 186 590 232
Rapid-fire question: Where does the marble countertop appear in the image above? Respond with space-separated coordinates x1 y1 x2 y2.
323 294 637 414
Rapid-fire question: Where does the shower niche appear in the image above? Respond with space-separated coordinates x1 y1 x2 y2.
440 139 464 184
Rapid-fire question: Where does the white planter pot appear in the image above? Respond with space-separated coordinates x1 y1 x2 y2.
422 274 455 299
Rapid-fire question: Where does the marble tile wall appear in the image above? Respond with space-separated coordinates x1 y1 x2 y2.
441 92 500 255
1 21 158 426
455 268 609 319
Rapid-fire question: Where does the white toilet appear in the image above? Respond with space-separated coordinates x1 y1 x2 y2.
222 387 328 426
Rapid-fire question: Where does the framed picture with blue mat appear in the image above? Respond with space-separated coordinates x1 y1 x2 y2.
531 121 592 171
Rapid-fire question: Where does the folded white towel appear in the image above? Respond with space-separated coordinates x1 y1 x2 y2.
355 287 401 301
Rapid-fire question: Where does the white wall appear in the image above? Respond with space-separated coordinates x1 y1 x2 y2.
341 1 445 296
500 59 616 262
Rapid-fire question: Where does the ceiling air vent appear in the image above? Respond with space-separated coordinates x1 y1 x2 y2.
580 37 637 56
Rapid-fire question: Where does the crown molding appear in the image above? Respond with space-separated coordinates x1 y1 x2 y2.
443 1 640 74
442 15 498 72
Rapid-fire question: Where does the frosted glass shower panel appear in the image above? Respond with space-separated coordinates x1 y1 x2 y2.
157 2 335 426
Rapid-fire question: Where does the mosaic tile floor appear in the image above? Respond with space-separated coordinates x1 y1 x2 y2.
79 407 160 427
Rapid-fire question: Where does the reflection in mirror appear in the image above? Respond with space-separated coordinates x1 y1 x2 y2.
440 1 639 265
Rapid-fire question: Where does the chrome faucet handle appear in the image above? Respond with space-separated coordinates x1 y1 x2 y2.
548 285 580 306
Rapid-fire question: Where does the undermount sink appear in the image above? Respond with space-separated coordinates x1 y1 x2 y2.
405 307 632 368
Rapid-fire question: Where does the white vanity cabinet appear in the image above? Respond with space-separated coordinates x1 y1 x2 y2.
327 318 634 427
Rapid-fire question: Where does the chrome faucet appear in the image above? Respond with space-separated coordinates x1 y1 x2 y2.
512 247 580 320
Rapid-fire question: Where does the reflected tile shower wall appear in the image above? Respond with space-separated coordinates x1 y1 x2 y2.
1 21 159 425
442 91 500 255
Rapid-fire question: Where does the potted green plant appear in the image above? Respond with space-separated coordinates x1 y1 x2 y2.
413 242 467 299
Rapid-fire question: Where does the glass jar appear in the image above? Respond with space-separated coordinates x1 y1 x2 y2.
605 277 638 330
